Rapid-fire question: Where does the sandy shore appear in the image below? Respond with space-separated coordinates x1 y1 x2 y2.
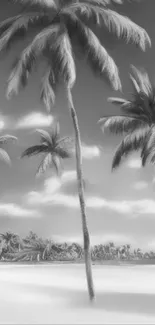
0 264 155 324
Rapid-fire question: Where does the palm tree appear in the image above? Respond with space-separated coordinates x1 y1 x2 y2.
0 0 151 301
21 123 72 176
98 66 155 169
0 134 17 166
7 238 52 262
0 231 20 253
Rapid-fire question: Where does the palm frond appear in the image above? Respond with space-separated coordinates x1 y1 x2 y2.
40 67 56 112
141 127 155 166
21 144 48 158
67 4 150 51
120 106 150 123
6 25 60 98
0 149 11 165
36 153 52 177
52 122 60 141
0 13 49 53
78 0 111 6
66 14 121 90
112 126 149 169
98 115 146 134
131 65 153 96
98 9 151 51
108 97 131 107
0 135 17 144
0 15 21 37
108 95 152 123
57 136 74 147
55 146 72 159
52 155 62 175
52 31 76 88
36 129 53 145
129 74 141 94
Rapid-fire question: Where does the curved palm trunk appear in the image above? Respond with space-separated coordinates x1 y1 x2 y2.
66 87 95 301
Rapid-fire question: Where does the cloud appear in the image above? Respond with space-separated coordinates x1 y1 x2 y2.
132 181 148 190
72 145 100 160
0 203 40 218
61 170 76 183
127 158 141 169
0 114 7 130
27 186 155 216
27 171 77 205
0 120 5 130
26 168 155 216
16 112 53 129
81 145 100 159
44 177 61 194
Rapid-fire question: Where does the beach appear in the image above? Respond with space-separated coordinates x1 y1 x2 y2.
0 264 155 324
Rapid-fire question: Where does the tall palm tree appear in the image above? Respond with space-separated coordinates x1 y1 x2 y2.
0 0 151 301
21 123 72 176
98 66 155 169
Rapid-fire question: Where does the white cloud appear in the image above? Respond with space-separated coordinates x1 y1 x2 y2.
72 145 100 160
81 145 100 159
16 112 53 129
26 168 155 216
0 203 40 218
61 170 76 183
127 158 142 169
27 187 155 216
0 120 5 130
27 171 77 205
44 177 61 194
132 181 148 190
0 114 7 130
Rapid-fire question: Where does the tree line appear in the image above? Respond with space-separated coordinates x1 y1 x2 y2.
0 231 154 263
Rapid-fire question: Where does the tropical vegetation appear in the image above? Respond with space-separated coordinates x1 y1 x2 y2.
0 134 17 165
0 0 151 300
21 123 72 177
0 231 154 263
99 66 155 169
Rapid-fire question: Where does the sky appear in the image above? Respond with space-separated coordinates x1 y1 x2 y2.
0 0 155 249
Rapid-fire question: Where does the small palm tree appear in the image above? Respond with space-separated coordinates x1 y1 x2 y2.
0 0 151 300
0 134 17 166
21 123 72 176
0 231 19 253
98 66 155 169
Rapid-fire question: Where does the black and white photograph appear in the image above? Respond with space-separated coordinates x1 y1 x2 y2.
0 0 154 324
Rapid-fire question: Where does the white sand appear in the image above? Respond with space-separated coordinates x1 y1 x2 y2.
0 264 155 324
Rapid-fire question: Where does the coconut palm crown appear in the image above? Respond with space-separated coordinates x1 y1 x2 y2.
21 123 72 176
99 66 155 169
0 0 151 105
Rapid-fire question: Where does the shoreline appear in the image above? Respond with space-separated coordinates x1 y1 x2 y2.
1 259 155 266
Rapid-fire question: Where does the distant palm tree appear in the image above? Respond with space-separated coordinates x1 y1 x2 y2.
23 231 39 244
0 231 20 253
21 123 72 176
8 238 52 262
0 0 151 300
0 134 17 166
99 66 155 169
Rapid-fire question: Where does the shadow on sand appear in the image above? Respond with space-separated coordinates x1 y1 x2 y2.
12 280 155 318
